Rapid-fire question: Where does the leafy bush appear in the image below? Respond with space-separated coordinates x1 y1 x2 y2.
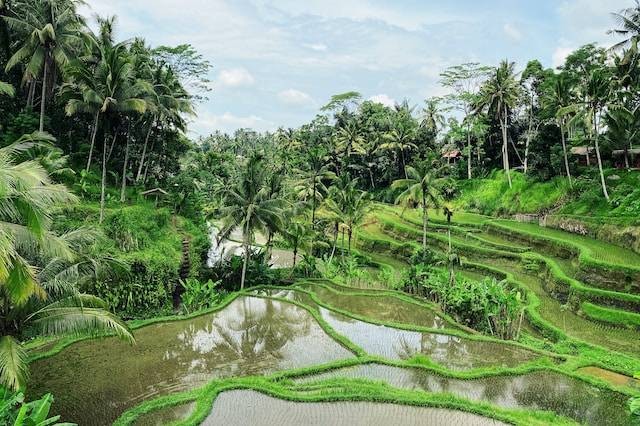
180 278 222 314
103 206 171 251
401 264 524 339
0 389 70 426
205 249 282 291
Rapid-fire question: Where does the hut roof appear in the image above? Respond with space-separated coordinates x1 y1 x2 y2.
612 148 640 156
570 146 594 156
442 150 462 158
141 188 168 196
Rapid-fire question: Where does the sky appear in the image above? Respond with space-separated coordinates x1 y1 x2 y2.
81 0 632 136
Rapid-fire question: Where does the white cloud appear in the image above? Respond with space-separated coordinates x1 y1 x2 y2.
216 68 255 88
278 89 314 106
368 94 396 107
552 45 574 68
191 112 274 135
503 23 522 41
304 43 328 51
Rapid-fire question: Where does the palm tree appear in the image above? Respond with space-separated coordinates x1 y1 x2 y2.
609 1 640 51
217 154 284 289
421 98 445 134
379 125 418 179
283 220 312 267
392 165 444 250
0 133 133 390
562 68 613 200
344 190 371 254
4 0 85 131
334 121 365 166
135 62 194 184
476 60 520 188
546 74 574 187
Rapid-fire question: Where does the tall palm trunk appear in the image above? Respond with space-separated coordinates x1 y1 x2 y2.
559 120 572 187
120 124 131 202
329 222 338 264
466 108 472 179
39 59 49 132
86 111 100 172
400 149 408 179
348 229 352 254
240 220 250 290
593 109 610 201
293 244 298 268
422 193 428 249
100 132 117 223
501 105 512 188
136 120 154 182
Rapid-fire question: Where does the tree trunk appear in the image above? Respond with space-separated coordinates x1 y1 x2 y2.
240 237 249 290
422 193 427 250
369 168 375 189
348 229 352 254
86 111 100 172
467 122 472 179
120 125 131 202
27 79 36 109
329 223 338 264
593 110 610 201
99 132 117 223
39 59 48 132
311 173 317 227
502 106 512 188
400 149 408 179
136 120 154 182
560 120 572 187
293 245 298 268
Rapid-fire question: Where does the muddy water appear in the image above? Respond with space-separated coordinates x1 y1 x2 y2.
297 364 632 425
29 297 353 425
317 307 538 369
578 366 640 389
203 390 506 425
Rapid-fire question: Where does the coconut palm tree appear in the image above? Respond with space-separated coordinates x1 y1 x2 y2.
0 133 132 390
562 68 614 200
392 165 444 250
545 74 574 187
334 121 366 166
379 125 418 179
609 1 640 51
4 0 85 131
475 60 520 188
216 154 284 289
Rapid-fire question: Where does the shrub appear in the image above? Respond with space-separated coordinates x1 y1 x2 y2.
180 278 222 314
0 389 67 425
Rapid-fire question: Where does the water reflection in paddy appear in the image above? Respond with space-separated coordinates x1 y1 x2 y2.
297 364 632 425
29 297 353 425
203 390 506 425
299 283 446 329
317 307 538 369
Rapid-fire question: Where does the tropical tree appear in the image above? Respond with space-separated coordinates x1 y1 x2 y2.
283 219 312 267
4 0 85 131
475 60 521 188
441 63 491 179
334 121 365 164
545 73 574 186
0 133 133 390
379 124 418 179
216 154 284 289
609 1 640 51
392 165 444 250
562 67 614 200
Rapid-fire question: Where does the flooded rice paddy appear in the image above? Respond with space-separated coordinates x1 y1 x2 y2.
203 390 507 426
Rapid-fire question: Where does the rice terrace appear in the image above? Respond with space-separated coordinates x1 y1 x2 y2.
2 0 640 425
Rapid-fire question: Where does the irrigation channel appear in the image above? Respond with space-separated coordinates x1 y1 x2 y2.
28 205 640 425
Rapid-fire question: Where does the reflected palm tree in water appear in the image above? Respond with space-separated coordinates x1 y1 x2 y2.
172 298 313 378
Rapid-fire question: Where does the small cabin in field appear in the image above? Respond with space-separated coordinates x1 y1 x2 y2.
442 149 462 164
570 146 595 166
612 148 640 169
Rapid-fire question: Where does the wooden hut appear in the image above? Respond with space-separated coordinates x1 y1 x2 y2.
442 149 462 164
141 188 168 206
570 146 594 166
612 148 640 169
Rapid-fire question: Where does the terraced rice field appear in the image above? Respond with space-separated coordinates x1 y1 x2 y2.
28 207 640 425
